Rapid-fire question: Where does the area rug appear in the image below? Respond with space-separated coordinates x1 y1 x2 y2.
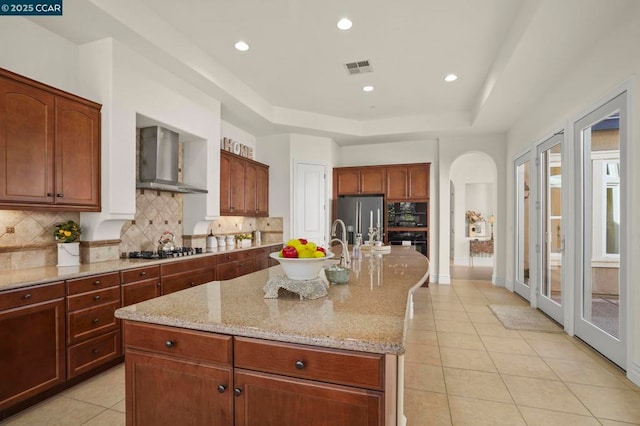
488 305 564 333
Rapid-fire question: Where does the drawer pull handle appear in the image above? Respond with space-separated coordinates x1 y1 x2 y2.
93 295 101 301
92 349 100 355
165 340 175 348
295 360 305 370
47 192 54 197
217 385 227 394
56 193 64 198
233 388 242 397
93 280 101 286
92 318 100 324
22 293 32 300
140 271 147 276
190 281 195 286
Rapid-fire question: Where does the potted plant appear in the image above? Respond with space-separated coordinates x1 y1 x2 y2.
54 220 81 266
236 233 253 248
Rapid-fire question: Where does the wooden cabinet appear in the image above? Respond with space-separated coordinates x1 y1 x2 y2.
160 256 216 295
334 166 385 195
0 67 101 211
65 272 121 379
220 151 269 217
216 250 256 281
0 282 65 414
386 164 429 201
123 322 233 426
121 265 160 307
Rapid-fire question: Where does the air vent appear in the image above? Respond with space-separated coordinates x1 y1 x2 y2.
344 60 373 75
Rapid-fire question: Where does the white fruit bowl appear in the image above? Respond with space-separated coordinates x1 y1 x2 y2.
269 251 335 280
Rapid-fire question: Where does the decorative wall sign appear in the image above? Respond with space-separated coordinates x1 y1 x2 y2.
221 137 254 159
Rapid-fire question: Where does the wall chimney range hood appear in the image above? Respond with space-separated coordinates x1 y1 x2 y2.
136 126 207 194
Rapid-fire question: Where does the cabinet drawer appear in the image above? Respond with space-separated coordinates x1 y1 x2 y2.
122 278 160 307
234 337 384 390
67 329 122 379
0 281 64 310
66 272 120 295
67 286 120 312
216 250 253 265
161 270 214 295
124 321 232 365
121 265 160 284
160 257 216 276
252 247 270 257
67 300 120 345
216 262 239 280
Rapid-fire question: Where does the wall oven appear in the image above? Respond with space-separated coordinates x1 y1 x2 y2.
387 230 427 256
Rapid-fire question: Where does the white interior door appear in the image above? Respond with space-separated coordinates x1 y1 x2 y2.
574 92 627 368
293 161 327 246
513 153 532 300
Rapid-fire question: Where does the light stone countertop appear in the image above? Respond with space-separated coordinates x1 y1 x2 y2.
115 246 430 355
0 242 282 292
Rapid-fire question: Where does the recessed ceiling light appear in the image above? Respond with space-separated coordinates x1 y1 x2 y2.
337 18 352 30
234 41 249 51
362 85 374 92
444 73 458 82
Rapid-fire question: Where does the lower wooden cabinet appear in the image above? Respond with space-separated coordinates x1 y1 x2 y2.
0 282 65 414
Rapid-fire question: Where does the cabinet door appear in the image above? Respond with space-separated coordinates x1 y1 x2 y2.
161 270 214 295
54 97 100 210
126 350 233 426
122 278 160 307
244 162 258 214
334 169 360 195
229 156 246 214
0 298 65 411
386 167 408 200
255 164 269 216
220 152 232 214
0 77 55 205
407 164 429 200
360 168 385 194
234 369 383 426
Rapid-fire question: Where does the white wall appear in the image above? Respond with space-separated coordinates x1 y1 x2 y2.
221 120 257 151
505 3 640 383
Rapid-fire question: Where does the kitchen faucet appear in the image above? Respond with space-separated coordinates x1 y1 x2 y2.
329 238 350 267
330 219 350 266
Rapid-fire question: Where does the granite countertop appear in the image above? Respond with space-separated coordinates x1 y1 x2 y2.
115 246 430 355
0 242 282 292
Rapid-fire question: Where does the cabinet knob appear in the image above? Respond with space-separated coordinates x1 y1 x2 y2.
140 271 147 276
295 360 305 370
164 340 175 348
93 280 101 286
92 318 100 324
22 293 32 300
93 295 101 301
190 281 195 287
46 192 54 197
233 388 242 397
217 385 227 394
92 349 100 355
56 193 64 198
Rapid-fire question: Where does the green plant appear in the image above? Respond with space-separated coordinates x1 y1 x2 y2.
54 220 81 243
236 233 252 241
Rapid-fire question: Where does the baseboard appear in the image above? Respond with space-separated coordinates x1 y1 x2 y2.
435 274 451 284
492 275 506 287
627 360 640 387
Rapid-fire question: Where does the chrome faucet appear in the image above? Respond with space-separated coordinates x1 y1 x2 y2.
331 219 347 246
329 238 350 267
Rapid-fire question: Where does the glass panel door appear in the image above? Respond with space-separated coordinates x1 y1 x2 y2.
514 153 531 300
575 92 626 368
537 134 564 325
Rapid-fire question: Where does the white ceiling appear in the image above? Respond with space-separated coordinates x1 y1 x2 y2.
29 0 634 145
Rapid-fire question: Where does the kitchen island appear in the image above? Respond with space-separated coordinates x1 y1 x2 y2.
115 246 429 426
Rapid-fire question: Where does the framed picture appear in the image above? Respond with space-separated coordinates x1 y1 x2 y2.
469 221 487 238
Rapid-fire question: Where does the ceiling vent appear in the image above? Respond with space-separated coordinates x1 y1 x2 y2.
344 60 373 75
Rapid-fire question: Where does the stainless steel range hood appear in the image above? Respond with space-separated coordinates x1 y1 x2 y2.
136 126 207 194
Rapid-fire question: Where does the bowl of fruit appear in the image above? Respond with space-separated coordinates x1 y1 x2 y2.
270 238 335 280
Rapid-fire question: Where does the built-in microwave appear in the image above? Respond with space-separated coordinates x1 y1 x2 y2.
387 202 427 228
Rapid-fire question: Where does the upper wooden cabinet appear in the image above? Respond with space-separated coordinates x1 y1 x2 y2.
386 163 430 201
220 150 269 217
0 68 101 211
334 166 385 195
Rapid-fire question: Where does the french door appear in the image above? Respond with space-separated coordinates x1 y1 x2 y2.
513 153 531 300
536 134 565 325
574 92 627 368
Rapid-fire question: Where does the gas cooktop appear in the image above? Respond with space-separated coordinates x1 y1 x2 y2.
127 247 202 259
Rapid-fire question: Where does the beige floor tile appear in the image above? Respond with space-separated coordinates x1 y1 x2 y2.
403 389 452 426
527 339 594 362
83 409 125 426
545 358 630 389
437 331 485 350
567 383 640 424
62 366 125 408
489 352 558 380
434 319 477 335
466 311 502 325
404 343 442 366
473 322 522 338
439 347 496 373
519 406 600 425
448 395 525 426
443 367 513 403
517 330 572 343
433 309 470 321
109 399 125 413
404 362 446 393
598 419 640 425
502 375 590 415
480 335 537 356
406 329 438 346
431 302 465 312
462 304 492 313
1 396 105 425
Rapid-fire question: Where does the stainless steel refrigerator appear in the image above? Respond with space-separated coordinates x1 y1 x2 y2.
336 195 384 244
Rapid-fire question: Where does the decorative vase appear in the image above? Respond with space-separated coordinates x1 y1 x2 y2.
57 242 80 266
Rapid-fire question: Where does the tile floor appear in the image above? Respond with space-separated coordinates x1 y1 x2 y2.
3 276 640 425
